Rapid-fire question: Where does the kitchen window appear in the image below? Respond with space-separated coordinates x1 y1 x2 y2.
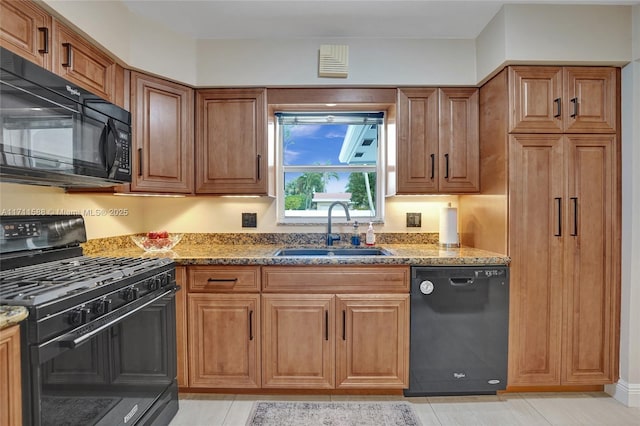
275 111 385 224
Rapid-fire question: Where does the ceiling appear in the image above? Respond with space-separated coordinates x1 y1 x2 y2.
121 0 636 40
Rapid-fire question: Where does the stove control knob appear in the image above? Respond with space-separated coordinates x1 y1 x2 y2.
158 273 168 287
147 278 158 291
419 280 435 295
68 308 90 326
122 287 139 302
93 299 111 316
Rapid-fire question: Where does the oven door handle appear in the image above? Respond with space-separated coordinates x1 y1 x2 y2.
59 289 173 349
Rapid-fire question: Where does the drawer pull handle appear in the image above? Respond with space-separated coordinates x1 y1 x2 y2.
207 278 238 283
62 42 73 67
444 153 450 179
553 98 561 118
554 197 562 237
570 197 578 236
38 27 49 54
430 153 435 180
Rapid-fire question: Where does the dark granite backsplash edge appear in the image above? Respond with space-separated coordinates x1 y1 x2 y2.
82 232 440 255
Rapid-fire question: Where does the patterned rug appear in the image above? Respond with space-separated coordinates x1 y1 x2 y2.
246 401 422 426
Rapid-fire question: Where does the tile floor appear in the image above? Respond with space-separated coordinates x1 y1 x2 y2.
169 392 640 426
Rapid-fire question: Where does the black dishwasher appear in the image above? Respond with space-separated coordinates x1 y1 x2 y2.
404 266 509 396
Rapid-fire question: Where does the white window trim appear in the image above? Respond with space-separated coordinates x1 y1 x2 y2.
275 112 386 225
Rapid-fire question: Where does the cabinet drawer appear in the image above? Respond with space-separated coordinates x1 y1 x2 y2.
189 266 260 292
262 265 410 293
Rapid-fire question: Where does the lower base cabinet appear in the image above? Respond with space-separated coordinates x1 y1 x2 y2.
188 293 261 388
336 295 409 388
262 294 409 389
262 294 335 388
0 324 22 426
183 264 410 390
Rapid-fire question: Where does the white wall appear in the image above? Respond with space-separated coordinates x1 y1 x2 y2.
196 38 476 86
476 4 631 83
606 4 640 408
0 183 145 239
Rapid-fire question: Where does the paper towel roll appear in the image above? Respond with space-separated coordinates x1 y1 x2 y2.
439 204 459 247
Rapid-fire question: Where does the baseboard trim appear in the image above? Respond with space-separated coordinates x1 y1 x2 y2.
606 379 640 407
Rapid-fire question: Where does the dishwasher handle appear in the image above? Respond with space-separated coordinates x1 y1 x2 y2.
449 277 475 287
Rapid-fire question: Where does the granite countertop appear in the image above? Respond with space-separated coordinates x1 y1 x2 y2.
83 233 510 266
0 305 28 329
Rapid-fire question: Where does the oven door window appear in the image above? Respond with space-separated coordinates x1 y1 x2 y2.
0 75 111 178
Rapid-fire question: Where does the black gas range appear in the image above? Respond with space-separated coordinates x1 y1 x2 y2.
0 215 179 426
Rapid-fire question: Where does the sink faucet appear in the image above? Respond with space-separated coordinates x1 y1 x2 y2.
326 201 351 246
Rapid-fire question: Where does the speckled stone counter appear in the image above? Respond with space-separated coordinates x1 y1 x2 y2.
0 305 28 329
83 233 510 266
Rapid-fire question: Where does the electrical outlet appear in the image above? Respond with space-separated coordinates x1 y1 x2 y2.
242 212 257 228
406 212 422 228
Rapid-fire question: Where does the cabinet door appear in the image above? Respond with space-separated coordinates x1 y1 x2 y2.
336 294 409 388
0 324 22 426
0 0 51 68
130 72 194 194
508 134 565 386
174 267 189 387
563 68 618 133
563 134 619 384
396 88 439 194
188 294 260 388
195 88 267 194
262 294 335 388
52 20 115 101
509 66 563 133
438 88 479 192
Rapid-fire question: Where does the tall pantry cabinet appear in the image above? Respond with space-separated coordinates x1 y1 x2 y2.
480 66 620 388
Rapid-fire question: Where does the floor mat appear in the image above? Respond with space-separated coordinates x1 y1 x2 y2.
246 401 422 426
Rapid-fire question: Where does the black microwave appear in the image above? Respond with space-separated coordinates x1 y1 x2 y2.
0 47 131 188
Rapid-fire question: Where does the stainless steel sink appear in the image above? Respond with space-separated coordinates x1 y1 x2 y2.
274 247 391 256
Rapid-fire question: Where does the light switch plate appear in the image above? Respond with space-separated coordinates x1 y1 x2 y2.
406 212 421 227
242 213 257 228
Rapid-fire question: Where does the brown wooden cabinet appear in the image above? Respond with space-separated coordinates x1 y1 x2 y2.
336 294 409 389
130 72 194 193
509 66 618 134
0 324 22 426
397 87 479 194
261 265 409 389
174 266 189 387
52 20 116 102
262 294 335 388
472 66 620 390
195 88 267 194
508 133 619 387
187 266 261 388
0 0 51 68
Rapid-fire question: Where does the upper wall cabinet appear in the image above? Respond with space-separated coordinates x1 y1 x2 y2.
0 0 124 105
0 0 51 68
195 88 267 195
397 87 479 194
130 72 194 194
509 66 618 134
52 20 116 102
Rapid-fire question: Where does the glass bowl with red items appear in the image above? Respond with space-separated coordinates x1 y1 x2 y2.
131 231 183 252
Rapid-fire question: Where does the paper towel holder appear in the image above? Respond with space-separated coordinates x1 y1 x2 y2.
439 202 460 249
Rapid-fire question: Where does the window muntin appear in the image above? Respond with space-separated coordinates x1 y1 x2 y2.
276 112 384 223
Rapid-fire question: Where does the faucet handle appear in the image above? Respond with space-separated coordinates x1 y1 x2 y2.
327 234 341 246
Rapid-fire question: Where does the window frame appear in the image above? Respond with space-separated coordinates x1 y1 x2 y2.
274 110 387 225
